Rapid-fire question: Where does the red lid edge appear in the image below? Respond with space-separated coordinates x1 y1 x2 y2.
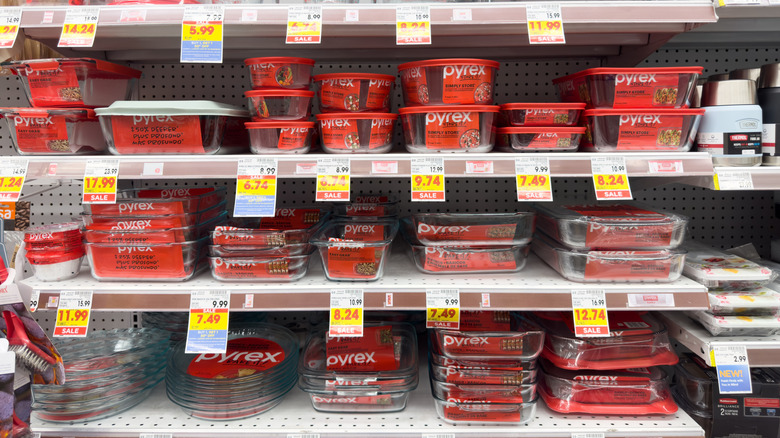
315 113 399 120
399 105 500 114
398 58 500 71
244 57 316 66
312 73 396 82
245 89 315 97
245 121 316 129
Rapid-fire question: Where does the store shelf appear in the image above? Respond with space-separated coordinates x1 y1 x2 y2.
17 1 716 63
18 252 709 312
670 2 780 47
680 166 780 191
19 152 716 182
32 361 706 438
658 312 780 367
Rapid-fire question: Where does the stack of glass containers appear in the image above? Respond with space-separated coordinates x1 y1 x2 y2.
166 324 298 420
208 207 327 282
298 322 419 412
24 222 84 281
428 311 545 425
32 328 168 423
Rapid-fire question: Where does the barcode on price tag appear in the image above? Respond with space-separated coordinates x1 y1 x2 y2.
571 434 605 438
714 170 754 190
58 7 100 47
0 159 27 203
83 159 119 204
422 434 456 438
287 434 320 438
0 8 22 49
234 157 278 217
711 344 752 394
329 289 364 337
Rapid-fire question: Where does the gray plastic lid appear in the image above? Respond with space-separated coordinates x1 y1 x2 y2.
95 101 249 117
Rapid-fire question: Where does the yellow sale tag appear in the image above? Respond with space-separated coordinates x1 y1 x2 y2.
329 289 363 337
0 160 27 203
396 5 431 45
182 22 222 42
516 174 551 191
83 159 119 204
428 307 459 325
316 158 350 201
426 289 459 329
526 4 565 44
189 309 229 332
56 308 91 328
318 175 350 191
54 291 92 337
286 6 322 44
571 290 609 337
0 177 24 195
58 8 100 48
237 176 276 197
83 176 117 194
0 25 18 49
412 174 444 192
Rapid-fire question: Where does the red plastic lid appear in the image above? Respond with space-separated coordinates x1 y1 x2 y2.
5 58 141 79
0 108 97 119
315 113 398 120
498 127 585 134
399 105 499 114
500 103 586 111
539 383 678 415
244 57 315 66
312 73 395 82
398 58 500 70
553 67 703 84
583 108 705 117
245 121 315 129
26 248 85 264
245 89 315 98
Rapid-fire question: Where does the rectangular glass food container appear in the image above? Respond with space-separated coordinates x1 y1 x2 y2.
0 107 107 155
582 108 703 152
402 212 535 247
310 219 398 281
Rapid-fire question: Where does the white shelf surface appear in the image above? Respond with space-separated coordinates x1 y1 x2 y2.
680 166 780 191
32 362 705 438
17 1 716 62
659 311 780 367
19 252 709 311
19 152 716 182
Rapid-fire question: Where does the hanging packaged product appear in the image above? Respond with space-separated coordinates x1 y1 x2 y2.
757 62 780 165
1 58 142 108
538 358 677 415
532 311 679 370
552 67 702 108
399 105 499 153
0 108 107 155
683 245 777 290
706 287 780 316
696 79 763 167
316 113 397 154
313 73 395 113
581 108 704 152
310 219 398 281
398 59 499 106
244 57 315 90
95 101 251 154
532 232 686 283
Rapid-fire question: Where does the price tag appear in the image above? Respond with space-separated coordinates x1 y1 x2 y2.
466 160 493 174
286 5 322 44
591 156 632 200
181 5 224 63
411 157 445 202
234 158 278 217
140 434 173 438
119 9 146 23
316 157 350 201
372 161 398 175
186 290 230 354
329 289 364 337
526 3 565 44
515 156 552 201
711 345 752 394
83 159 119 204
571 289 609 337
54 291 93 337
0 8 21 49
396 5 431 45
714 169 754 190
0 159 27 202
572 434 605 438
58 7 99 47
648 160 684 174
29 290 39 313
426 289 459 329
452 9 472 21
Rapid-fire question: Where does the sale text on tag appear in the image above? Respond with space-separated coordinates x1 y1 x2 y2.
0 160 27 203
234 158 278 217
329 289 364 337
58 7 99 47
515 156 552 201
54 291 93 337
714 170 754 191
711 344 752 394
286 5 322 44
571 289 609 337
0 8 22 49
591 156 632 200
186 290 230 354
181 5 224 63
396 5 431 45
526 3 565 44
83 159 119 204
426 289 459 329
316 157 350 201
411 157 445 202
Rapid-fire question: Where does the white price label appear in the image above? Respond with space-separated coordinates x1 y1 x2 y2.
372 161 398 175
452 8 472 21
140 434 173 438
411 157 445 202
396 5 431 45
571 289 609 337
316 157 350 202
0 8 22 49
648 160 684 174
119 9 147 23
83 159 120 204
329 289 364 337
286 5 322 44
58 7 100 47
0 159 27 203
186 290 230 354
54 291 93 337
426 289 459 329
234 157 278 217
714 170 754 190
515 156 552 201
481 293 491 308
591 156 632 200
526 3 565 44
711 344 752 394
466 160 493 174
627 293 675 308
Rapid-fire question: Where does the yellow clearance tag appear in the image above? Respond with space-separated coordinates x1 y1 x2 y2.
237 175 276 197
316 157 350 201
182 22 222 42
329 289 364 337
58 7 99 47
571 290 609 337
426 289 460 329
286 5 322 44
591 156 632 200
54 291 92 337
83 159 119 204
526 4 565 44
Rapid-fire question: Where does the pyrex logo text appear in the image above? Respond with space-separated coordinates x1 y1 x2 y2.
417 223 470 235
132 115 174 124
110 220 152 230
619 115 661 126
442 335 488 346
321 119 352 129
326 352 376 367
194 350 282 364
323 78 354 88
443 65 486 79
426 112 472 126
615 73 657 84
13 116 53 126
118 202 154 213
